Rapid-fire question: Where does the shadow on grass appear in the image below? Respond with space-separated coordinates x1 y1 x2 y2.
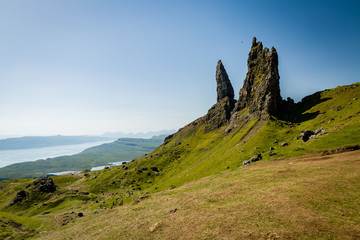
278 91 332 123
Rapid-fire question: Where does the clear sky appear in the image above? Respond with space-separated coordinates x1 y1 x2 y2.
0 0 359 136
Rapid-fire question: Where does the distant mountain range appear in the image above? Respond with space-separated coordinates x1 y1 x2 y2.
0 135 115 151
0 130 175 151
100 129 175 139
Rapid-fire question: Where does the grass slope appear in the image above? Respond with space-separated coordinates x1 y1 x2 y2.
0 83 359 239
37 151 360 240
0 136 165 180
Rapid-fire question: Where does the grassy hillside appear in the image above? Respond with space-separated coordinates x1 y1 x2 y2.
0 136 165 180
37 151 360 240
0 83 359 239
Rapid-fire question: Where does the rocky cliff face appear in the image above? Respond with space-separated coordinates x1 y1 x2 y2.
216 60 234 102
204 60 236 132
233 37 282 117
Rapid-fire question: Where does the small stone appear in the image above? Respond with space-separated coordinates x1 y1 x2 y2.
169 208 178 213
269 152 277 156
150 167 159 172
280 142 289 147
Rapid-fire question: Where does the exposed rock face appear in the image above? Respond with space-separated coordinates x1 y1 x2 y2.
204 96 235 132
216 60 234 102
204 61 235 132
7 190 28 206
32 177 57 193
163 37 282 139
233 37 282 117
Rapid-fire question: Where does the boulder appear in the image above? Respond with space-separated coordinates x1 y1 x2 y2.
269 152 277 156
300 130 314 142
139 167 148 171
150 167 159 172
243 154 263 166
299 128 324 142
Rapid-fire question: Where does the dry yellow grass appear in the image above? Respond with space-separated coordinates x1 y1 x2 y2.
37 151 360 240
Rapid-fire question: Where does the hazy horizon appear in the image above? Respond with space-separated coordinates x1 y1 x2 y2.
1 0 359 136
0 129 175 140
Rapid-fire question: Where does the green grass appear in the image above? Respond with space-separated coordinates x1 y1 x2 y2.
0 83 359 239
36 151 360 240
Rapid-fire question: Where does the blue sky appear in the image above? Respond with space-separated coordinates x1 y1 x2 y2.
0 0 359 136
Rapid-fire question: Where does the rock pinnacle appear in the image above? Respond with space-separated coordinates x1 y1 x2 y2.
216 60 234 102
233 37 282 117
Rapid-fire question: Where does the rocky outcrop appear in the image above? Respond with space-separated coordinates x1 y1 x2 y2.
7 190 28 206
299 128 325 142
322 145 360 155
32 177 57 193
163 37 282 139
7 177 57 207
216 60 234 102
233 37 282 117
204 96 235 132
204 61 235 132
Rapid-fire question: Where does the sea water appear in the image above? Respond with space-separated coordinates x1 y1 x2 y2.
0 140 113 168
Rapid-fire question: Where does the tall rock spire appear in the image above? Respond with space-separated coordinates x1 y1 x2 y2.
203 60 235 133
216 60 234 102
233 37 282 117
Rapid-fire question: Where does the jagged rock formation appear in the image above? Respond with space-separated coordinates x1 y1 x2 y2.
204 96 235 133
165 37 282 138
216 60 234 102
204 61 236 132
233 37 282 117
32 177 57 193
